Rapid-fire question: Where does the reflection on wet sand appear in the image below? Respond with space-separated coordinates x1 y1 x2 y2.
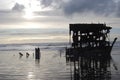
66 55 111 80
35 59 40 65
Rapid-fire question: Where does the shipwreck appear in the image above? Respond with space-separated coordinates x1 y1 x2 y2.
66 23 117 57
66 23 117 80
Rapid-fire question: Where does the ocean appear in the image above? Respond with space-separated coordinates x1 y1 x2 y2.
0 28 120 80
0 28 69 44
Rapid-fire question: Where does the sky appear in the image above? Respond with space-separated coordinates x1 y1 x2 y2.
0 0 120 29
0 0 120 44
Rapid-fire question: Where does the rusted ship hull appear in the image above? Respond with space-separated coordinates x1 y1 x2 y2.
66 47 111 57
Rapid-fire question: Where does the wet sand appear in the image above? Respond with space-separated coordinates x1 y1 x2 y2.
0 47 120 80
0 49 70 80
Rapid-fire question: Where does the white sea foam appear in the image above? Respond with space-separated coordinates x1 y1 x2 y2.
0 42 68 51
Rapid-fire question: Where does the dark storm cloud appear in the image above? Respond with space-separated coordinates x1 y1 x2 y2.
62 0 116 16
61 0 120 17
39 0 120 17
39 0 62 8
116 1 120 17
12 3 25 12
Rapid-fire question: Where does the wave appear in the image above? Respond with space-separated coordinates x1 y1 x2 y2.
0 41 119 51
0 42 69 51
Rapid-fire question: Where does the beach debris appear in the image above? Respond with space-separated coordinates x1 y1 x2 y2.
19 52 23 58
19 52 23 56
26 52 30 58
35 47 41 59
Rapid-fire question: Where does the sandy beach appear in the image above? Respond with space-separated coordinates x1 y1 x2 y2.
0 47 70 80
0 43 119 80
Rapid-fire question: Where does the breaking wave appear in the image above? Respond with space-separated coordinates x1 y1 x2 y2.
0 42 69 51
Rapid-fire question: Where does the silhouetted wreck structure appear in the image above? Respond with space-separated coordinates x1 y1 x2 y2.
66 23 117 80
66 23 117 57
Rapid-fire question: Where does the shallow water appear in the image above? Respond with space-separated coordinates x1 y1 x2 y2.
0 47 120 80
0 50 70 80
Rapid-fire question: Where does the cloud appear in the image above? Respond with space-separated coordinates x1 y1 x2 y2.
39 0 120 17
39 0 62 8
116 1 120 17
0 10 26 25
40 0 53 7
62 0 116 16
0 3 26 25
1 0 120 29
12 3 25 12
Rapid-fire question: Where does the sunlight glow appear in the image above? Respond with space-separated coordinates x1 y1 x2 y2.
23 8 34 20
16 0 53 20
21 23 40 29
27 72 35 80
